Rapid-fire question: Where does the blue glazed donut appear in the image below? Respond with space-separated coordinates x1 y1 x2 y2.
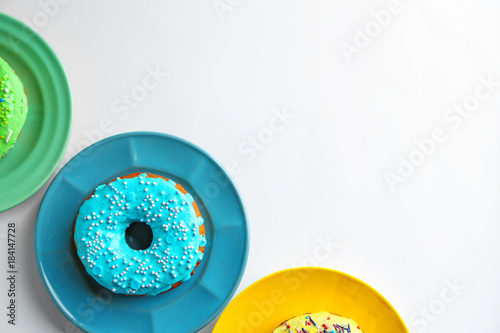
74 172 206 296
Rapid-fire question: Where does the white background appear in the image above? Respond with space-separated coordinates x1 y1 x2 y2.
1 0 500 332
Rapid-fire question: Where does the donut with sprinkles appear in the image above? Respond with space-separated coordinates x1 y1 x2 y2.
74 172 206 296
0 57 28 159
272 311 364 333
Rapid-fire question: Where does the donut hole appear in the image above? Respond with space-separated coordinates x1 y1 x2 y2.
125 222 153 250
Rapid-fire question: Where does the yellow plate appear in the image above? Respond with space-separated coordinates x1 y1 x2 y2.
214 267 409 333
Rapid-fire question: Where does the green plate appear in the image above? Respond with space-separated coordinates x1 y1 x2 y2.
0 13 72 212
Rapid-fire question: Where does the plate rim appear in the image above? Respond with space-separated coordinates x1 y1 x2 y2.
0 12 73 212
213 266 409 332
35 131 249 333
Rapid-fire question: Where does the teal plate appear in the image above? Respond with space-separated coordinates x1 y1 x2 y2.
0 12 72 212
35 132 249 333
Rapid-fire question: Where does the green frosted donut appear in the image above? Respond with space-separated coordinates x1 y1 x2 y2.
0 57 28 158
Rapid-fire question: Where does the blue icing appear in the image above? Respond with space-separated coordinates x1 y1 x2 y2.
131 279 141 290
74 173 204 296
184 192 194 203
197 216 204 226
200 234 207 247
165 234 175 245
92 265 102 276
125 192 136 201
